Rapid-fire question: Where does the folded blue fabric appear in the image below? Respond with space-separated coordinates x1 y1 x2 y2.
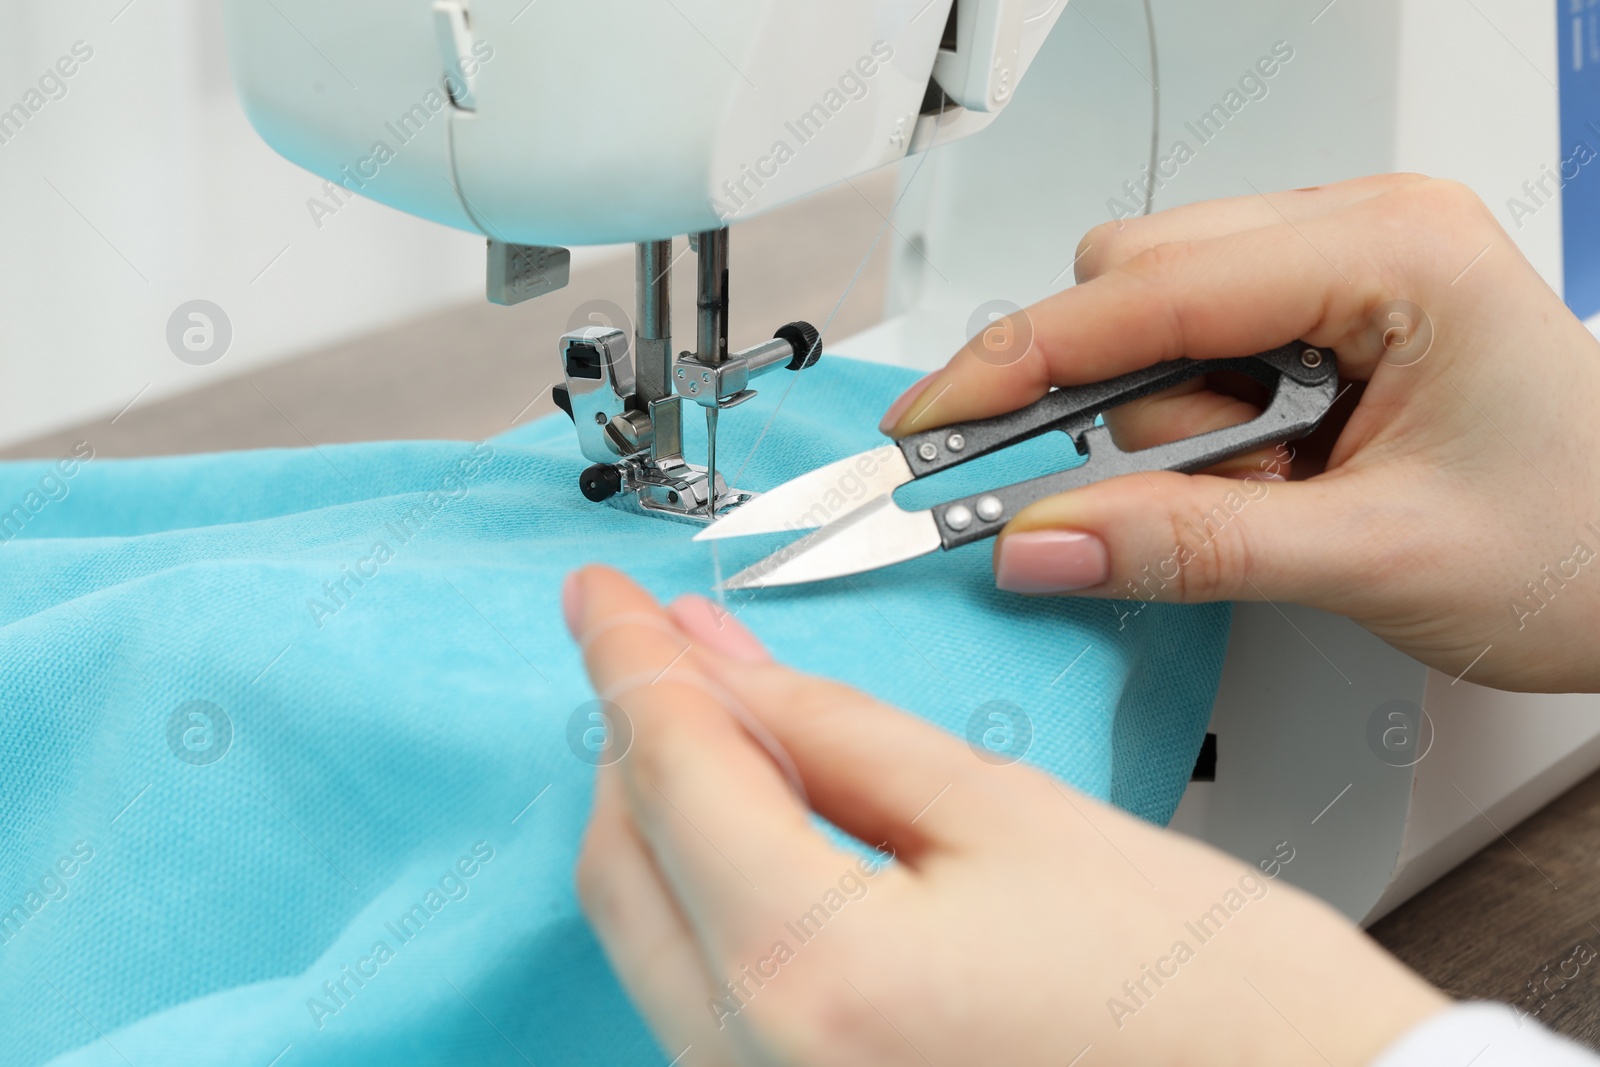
0 356 1229 1066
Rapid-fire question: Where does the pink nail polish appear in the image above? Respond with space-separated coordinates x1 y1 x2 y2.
879 372 939 435
561 571 583 637
669 596 772 664
995 531 1110 594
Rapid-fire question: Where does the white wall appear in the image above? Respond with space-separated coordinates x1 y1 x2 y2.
0 0 613 448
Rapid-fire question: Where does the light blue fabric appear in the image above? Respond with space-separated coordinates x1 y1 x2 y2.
0 355 1229 1066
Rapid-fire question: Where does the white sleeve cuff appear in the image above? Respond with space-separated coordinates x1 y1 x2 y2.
1370 1002 1598 1066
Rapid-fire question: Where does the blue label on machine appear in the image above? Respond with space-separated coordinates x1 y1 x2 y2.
1560 1 1600 320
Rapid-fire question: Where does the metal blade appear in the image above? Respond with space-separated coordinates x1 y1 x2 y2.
693 445 912 542
718 494 943 590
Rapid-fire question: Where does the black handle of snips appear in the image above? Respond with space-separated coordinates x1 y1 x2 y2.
891 343 1338 551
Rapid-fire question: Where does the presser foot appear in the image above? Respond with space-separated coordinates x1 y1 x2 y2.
580 455 755 526
541 229 819 528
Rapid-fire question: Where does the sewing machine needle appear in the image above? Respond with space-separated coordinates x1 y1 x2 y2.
706 406 718 517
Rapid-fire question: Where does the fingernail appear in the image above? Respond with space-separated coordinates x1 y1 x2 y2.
879 372 939 435
669 596 772 664
995 531 1109 594
561 571 583 637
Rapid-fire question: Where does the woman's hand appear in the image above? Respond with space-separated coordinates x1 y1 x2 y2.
880 175 1600 692
566 564 1445 1067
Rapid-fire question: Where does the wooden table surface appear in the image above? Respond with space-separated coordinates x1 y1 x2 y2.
8 165 1600 1053
1370 768 1600 1049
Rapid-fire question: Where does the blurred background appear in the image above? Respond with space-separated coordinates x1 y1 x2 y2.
0 0 896 458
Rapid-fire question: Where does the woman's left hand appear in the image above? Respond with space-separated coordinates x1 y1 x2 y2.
564 564 1445 1067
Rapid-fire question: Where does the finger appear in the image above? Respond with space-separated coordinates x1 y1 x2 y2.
669 598 1214 892
666 595 773 666
666 600 1020 864
1074 174 1430 283
1097 376 1293 480
990 467 1376 610
566 566 850 958
883 179 1478 438
885 204 1411 437
577 768 733 1065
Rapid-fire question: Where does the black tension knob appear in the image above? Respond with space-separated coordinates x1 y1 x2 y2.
775 321 822 371
579 463 622 502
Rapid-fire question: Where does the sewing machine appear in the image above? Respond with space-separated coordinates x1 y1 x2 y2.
221 0 1600 924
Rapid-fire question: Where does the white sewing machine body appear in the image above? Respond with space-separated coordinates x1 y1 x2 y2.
222 0 1063 245
223 0 1600 923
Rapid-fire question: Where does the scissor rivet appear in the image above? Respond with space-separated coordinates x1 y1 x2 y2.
946 433 966 452
975 495 1003 522
944 504 974 531
917 442 939 462
1301 348 1322 368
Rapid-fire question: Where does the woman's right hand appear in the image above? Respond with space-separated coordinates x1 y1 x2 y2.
880 175 1600 693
